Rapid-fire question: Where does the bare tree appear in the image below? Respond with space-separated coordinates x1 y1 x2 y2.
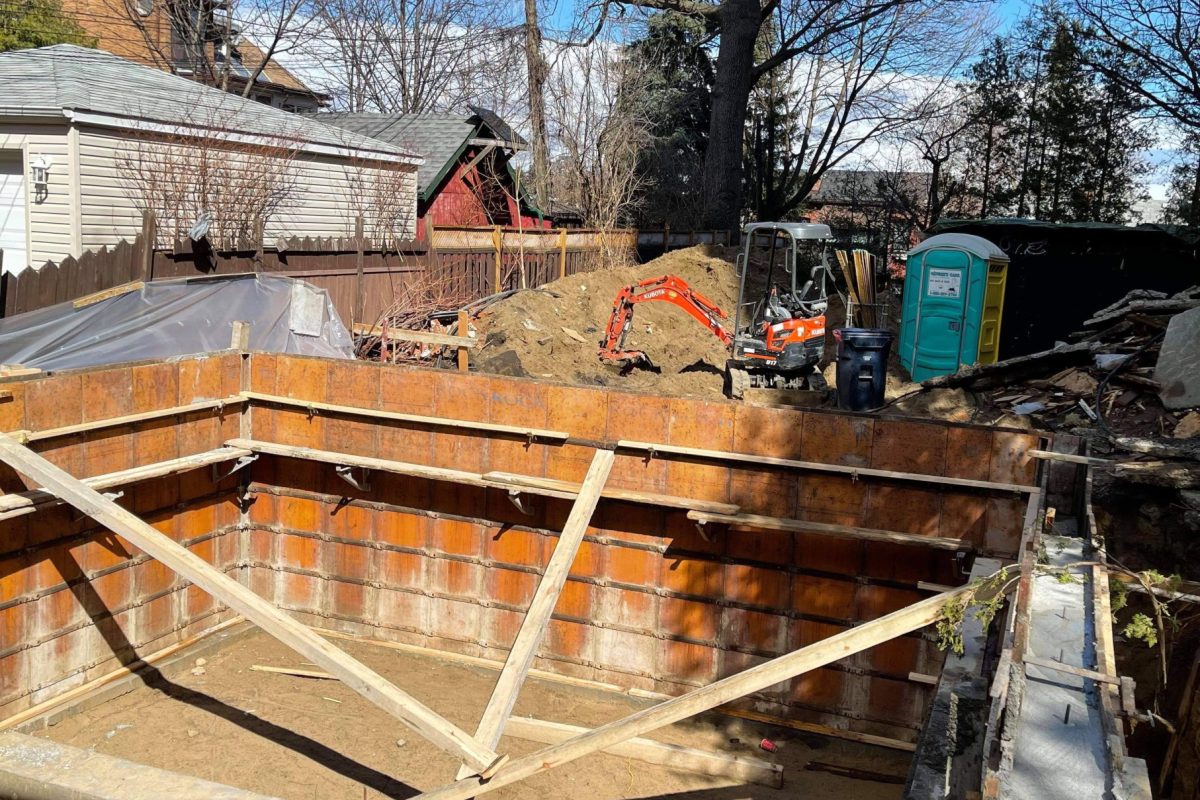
524 0 552 209
115 103 302 249
747 1 983 220
547 39 651 234
300 0 523 114
1074 0 1200 131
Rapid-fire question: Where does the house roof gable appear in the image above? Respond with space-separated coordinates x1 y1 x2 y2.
0 45 418 163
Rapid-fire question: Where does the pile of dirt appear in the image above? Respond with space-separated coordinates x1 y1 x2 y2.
474 246 740 398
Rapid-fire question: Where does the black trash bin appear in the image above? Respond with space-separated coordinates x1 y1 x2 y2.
834 328 893 411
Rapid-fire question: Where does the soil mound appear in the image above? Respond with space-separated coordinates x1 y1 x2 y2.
474 246 738 398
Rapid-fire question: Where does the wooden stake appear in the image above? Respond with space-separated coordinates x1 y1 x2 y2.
0 433 505 777
353 215 366 329
414 583 984 800
456 311 470 372
230 321 251 351
456 450 614 779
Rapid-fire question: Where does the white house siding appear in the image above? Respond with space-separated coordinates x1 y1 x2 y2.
76 126 418 250
0 121 75 270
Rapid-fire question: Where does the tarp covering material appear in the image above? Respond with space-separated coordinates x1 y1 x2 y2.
0 273 354 371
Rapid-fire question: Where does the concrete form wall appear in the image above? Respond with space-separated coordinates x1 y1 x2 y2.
243 355 1040 743
0 354 244 721
0 352 1039 746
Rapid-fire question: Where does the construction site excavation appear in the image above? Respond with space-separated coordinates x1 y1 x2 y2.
0 340 1144 800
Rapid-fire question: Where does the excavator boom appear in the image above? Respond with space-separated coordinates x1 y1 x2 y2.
598 275 732 364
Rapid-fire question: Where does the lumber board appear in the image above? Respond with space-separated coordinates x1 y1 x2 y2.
250 665 336 680
313 627 921 753
0 616 246 731
242 392 568 441
72 280 145 309
228 438 499 490
12 396 245 441
353 322 477 349
689 510 970 551
0 446 253 519
0 433 505 776
502 716 783 788
481 470 739 515
1022 655 1119 686
457 450 614 779
617 439 1037 494
1028 449 1111 466
413 583 985 799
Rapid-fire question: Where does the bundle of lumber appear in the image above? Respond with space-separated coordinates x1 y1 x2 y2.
835 249 880 328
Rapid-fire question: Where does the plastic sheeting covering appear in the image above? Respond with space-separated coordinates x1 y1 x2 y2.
0 274 354 371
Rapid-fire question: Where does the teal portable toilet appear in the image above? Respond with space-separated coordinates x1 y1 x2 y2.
899 234 1009 382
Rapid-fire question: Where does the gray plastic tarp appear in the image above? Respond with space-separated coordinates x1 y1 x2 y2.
0 273 354 371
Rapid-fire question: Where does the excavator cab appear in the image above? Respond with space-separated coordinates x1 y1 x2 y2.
727 222 834 396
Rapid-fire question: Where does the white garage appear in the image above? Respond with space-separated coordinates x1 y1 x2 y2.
0 153 25 274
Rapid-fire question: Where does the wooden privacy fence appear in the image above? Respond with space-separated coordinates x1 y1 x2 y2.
0 212 731 325
427 226 638 299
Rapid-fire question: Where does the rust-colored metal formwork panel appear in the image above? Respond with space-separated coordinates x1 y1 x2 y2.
0 356 248 723
241 356 1041 742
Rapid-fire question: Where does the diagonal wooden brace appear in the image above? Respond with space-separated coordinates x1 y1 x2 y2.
0 433 505 777
455 449 615 780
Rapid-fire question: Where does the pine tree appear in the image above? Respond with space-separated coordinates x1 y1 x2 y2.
1164 133 1200 226
962 37 1022 216
623 13 714 226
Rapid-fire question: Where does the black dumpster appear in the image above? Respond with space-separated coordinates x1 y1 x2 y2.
834 328 893 411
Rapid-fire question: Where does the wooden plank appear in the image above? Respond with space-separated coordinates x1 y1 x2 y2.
502 716 783 788
241 392 566 441
413 584 985 800
231 320 251 351
482 471 740 515
688 510 970 551
71 280 145 309
456 311 470 372
0 433 505 776
1022 655 1119 686
0 445 253 519
617 439 1038 494
804 760 905 784
227 438 542 494
250 665 335 680
0 616 246 731
353 323 477 349
457 450 614 779
13 396 245 441
1028 449 1110 467
716 708 916 752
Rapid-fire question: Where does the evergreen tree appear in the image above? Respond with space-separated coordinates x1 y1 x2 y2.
962 37 1022 216
1078 42 1151 222
1029 20 1093 221
623 13 714 226
743 23 805 222
1164 133 1200 226
0 0 94 52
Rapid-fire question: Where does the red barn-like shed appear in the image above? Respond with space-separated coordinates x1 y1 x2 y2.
320 107 550 235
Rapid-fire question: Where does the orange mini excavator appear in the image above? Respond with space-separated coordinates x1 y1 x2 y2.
599 222 834 398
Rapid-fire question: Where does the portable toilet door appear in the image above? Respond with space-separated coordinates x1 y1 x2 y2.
899 234 1009 381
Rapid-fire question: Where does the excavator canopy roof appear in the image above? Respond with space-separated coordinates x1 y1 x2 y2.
742 222 833 240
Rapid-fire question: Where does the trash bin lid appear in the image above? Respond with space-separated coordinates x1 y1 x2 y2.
909 233 1009 262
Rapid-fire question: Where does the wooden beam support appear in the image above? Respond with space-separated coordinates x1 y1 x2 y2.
0 433 505 777
10 396 245 443
618 440 1038 495
482 471 739 515
0 446 252 520
688 510 970 551
457 450 614 780
502 716 783 788
352 323 477 349
413 583 984 800
241 392 567 442
1028 449 1110 467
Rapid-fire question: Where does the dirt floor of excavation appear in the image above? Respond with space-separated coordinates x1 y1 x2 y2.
35 628 910 800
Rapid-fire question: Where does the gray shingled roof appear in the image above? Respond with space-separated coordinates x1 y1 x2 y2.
0 45 419 162
809 169 932 204
318 110 526 198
